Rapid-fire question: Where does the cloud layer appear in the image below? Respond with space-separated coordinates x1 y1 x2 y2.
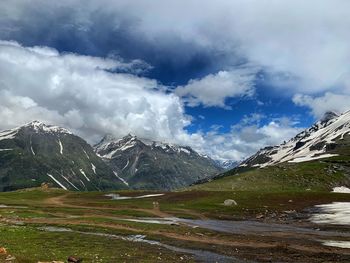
1 0 349 115
0 41 189 143
0 41 301 162
3 1 348 161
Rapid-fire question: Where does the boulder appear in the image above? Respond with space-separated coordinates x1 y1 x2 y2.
0 247 7 254
68 256 83 263
223 199 237 206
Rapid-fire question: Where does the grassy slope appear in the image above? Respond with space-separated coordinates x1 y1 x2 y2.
190 156 350 192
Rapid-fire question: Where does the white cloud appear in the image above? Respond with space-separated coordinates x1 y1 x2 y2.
0 40 189 143
2 0 350 95
293 93 350 118
2 1 350 113
175 68 256 108
93 0 350 95
182 115 303 162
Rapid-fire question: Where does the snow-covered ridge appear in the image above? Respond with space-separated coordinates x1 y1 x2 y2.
95 133 198 159
24 120 72 134
0 129 18 141
215 159 238 170
240 110 350 167
0 121 72 139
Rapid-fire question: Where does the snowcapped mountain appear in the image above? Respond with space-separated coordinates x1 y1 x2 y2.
239 110 350 168
94 134 223 190
214 159 238 170
0 121 126 191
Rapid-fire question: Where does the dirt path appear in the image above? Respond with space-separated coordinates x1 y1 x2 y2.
45 194 173 218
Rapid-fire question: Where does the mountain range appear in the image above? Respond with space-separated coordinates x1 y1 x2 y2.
1 110 350 192
0 121 128 191
0 121 222 191
94 134 223 190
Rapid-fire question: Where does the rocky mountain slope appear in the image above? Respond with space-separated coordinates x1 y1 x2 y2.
94 134 223 190
215 160 238 170
0 121 126 191
239 111 350 168
192 110 350 189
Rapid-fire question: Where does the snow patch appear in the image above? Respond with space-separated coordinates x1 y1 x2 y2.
113 171 129 186
322 240 350 249
0 129 18 141
82 149 90 159
332 186 350 193
79 179 86 188
180 148 191 154
311 202 350 225
47 173 67 190
79 169 90 182
30 145 35 155
58 139 63 155
122 159 129 171
288 153 338 163
61 174 79 190
0 149 13 152
91 163 96 174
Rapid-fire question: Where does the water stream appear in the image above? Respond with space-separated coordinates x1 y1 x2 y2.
38 226 246 263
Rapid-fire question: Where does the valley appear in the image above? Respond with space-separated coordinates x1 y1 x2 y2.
0 187 350 262
1 111 350 262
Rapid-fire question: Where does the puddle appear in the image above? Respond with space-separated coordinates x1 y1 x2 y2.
176 218 349 237
120 217 179 225
105 193 164 200
0 204 27 209
310 202 350 225
91 215 350 239
38 226 73 232
39 226 244 262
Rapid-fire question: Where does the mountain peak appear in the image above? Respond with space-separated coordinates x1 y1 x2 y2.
320 111 339 123
239 109 350 168
100 133 118 143
23 120 72 134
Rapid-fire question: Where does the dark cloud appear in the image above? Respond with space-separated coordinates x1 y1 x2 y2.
0 1 238 85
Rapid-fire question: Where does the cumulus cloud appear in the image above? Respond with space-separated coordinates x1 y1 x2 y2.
191 117 303 162
2 1 350 95
0 40 190 143
175 68 257 108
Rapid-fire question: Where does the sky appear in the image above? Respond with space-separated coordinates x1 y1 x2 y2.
0 0 349 162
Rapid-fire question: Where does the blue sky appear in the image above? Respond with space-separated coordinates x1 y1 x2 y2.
0 0 349 161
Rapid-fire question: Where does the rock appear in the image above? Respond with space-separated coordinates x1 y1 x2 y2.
223 199 237 206
67 256 83 263
256 213 264 219
40 183 50 190
5 255 16 261
0 247 7 254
